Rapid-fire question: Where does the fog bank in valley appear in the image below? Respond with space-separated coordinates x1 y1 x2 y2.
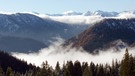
12 38 135 68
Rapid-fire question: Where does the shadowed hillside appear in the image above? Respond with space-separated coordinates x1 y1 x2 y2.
65 18 135 52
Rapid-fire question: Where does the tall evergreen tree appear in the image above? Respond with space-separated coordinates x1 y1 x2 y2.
0 66 4 76
120 48 130 76
90 62 95 76
97 64 104 76
82 62 88 73
104 63 110 76
67 61 74 76
55 62 61 76
6 67 14 76
128 54 135 76
61 62 69 76
83 66 92 76
40 61 53 76
110 59 119 76
73 61 82 76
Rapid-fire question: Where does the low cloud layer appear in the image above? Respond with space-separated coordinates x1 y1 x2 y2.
50 15 103 25
116 12 135 19
1 11 135 25
12 38 135 68
37 12 135 25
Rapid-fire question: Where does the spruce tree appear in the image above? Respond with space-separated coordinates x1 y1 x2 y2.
40 61 52 76
55 61 61 76
67 61 74 76
6 67 14 76
120 48 130 76
97 64 104 76
128 54 135 76
90 62 95 76
0 66 4 76
83 66 92 76
73 61 82 76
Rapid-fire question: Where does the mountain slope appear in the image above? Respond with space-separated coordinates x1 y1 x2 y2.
0 13 88 44
65 18 135 52
0 35 46 53
0 13 86 43
0 13 88 52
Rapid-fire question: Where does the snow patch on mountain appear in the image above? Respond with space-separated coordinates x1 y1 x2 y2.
83 10 118 17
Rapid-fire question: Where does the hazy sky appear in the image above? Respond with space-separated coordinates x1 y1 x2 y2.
0 0 135 14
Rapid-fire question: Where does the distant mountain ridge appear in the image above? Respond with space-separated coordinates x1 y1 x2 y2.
0 13 88 42
1 10 135 17
65 18 135 53
0 13 88 53
46 10 135 17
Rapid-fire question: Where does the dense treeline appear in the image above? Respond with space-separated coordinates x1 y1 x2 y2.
0 49 135 76
0 51 37 75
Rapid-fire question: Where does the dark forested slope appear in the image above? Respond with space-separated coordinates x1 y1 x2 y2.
65 18 135 52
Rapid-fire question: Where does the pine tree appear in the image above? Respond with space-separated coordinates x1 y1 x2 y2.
90 62 95 76
40 61 52 76
111 59 115 76
67 61 74 76
128 54 135 76
82 62 88 73
6 67 14 76
104 63 110 76
55 61 61 76
110 59 119 76
120 48 130 76
97 64 104 76
83 66 92 76
0 66 4 76
73 61 82 76
63 68 70 76
133 57 135 75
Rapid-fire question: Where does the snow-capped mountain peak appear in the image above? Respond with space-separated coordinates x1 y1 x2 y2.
83 11 91 16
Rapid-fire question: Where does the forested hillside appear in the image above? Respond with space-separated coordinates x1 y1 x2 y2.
65 18 135 53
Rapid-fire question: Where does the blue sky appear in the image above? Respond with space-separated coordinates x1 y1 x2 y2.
0 0 135 14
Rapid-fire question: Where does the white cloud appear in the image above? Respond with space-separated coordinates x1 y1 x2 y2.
108 12 135 19
0 11 16 15
1 11 135 25
63 10 75 15
37 12 135 25
49 15 103 25
12 38 135 68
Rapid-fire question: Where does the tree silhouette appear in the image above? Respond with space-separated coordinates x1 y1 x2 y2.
55 61 61 76
120 48 130 76
73 60 82 76
0 66 4 76
6 67 14 76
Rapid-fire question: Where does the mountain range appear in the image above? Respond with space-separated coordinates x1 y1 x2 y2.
47 10 135 17
0 10 135 53
0 12 89 53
